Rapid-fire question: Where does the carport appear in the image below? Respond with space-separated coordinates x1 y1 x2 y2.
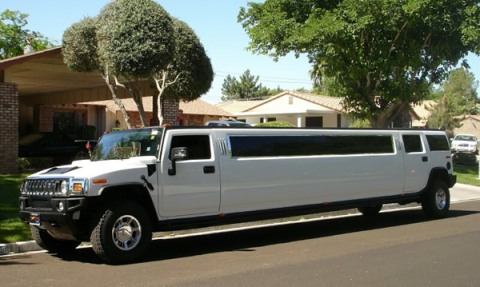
0 47 175 173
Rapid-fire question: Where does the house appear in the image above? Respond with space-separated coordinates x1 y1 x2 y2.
83 97 233 130
409 100 437 128
454 115 480 139
217 91 349 127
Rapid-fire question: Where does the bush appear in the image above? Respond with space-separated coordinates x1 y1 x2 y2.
18 157 54 172
256 121 295 128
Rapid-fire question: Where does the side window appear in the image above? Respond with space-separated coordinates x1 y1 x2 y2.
229 135 393 157
426 135 450 151
403 135 423 153
170 135 211 160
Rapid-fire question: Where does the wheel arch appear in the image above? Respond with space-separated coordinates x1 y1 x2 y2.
426 167 451 190
93 184 158 227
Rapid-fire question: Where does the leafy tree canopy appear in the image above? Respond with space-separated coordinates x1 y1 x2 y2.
239 0 480 127
96 0 175 79
437 67 478 115
0 9 53 59
221 69 272 101
62 17 99 73
159 18 213 102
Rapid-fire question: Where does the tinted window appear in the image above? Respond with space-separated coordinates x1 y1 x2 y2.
229 135 394 157
403 135 423 153
170 135 211 160
426 135 450 151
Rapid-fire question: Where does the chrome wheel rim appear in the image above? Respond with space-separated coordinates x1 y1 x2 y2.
112 215 142 251
435 189 447 210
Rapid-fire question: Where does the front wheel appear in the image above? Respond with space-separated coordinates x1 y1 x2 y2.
421 180 450 219
31 227 81 254
90 201 152 264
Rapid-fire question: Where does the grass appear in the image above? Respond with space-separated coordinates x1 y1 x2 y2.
454 164 480 186
0 174 32 243
1 164 479 244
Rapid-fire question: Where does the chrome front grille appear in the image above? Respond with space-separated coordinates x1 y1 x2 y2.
22 179 63 196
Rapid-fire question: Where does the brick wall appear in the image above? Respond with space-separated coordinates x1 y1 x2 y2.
162 99 179 126
38 106 54 132
128 111 153 128
0 83 19 174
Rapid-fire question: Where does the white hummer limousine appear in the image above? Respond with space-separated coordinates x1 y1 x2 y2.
19 127 456 264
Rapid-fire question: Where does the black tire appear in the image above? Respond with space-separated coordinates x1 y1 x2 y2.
30 227 81 253
421 180 450 219
358 204 383 216
90 201 152 264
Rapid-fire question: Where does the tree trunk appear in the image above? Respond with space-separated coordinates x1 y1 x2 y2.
102 74 132 129
369 101 410 128
127 84 147 127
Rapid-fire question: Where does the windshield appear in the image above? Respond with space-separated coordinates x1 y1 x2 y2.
91 128 163 161
454 135 477 142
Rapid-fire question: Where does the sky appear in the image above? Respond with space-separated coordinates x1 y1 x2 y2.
0 0 313 104
2 1 480 103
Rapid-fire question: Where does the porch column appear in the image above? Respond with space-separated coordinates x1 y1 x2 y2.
297 115 302 127
0 82 19 173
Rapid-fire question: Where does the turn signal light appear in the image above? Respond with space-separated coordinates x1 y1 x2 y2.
93 179 108 184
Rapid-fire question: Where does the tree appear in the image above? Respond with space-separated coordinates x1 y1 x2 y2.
221 69 269 101
238 0 480 128
63 0 213 127
427 97 461 137
0 9 52 59
153 18 213 124
63 17 134 129
96 0 175 127
439 67 478 115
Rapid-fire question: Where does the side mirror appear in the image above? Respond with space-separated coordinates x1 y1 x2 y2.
168 147 188 175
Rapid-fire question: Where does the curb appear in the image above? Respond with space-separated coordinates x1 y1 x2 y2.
0 240 41 256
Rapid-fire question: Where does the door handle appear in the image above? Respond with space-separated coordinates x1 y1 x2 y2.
204 166 215 174
422 156 428 162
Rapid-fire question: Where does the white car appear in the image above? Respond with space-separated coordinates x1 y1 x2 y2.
451 134 478 154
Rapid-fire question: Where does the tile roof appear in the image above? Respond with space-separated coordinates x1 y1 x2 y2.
81 97 233 117
215 91 344 114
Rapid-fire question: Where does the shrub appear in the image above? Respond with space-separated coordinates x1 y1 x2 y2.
256 121 295 128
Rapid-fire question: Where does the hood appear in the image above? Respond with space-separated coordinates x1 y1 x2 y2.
29 156 158 179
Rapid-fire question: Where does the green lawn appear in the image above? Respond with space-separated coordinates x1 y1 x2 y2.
454 164 480 186
1 165 480 244
0 174 32 243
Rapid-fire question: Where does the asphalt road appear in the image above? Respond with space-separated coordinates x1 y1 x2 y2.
1 196 480 287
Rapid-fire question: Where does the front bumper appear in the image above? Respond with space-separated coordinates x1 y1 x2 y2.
452 147 477 153
19 196 88 240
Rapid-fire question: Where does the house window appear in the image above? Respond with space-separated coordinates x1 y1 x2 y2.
53 110 87 139
267 117 276 122
306 117 323 128
288 95 293 104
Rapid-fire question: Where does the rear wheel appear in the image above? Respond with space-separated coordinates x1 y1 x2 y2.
90 201 152 264
421 180 450 219
358 204 383 216
31 227 81 253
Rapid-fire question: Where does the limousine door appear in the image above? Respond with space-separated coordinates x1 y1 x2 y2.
159 133 221 217
401 134 430 193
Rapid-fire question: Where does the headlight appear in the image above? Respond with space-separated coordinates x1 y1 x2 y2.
60 180 68 196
